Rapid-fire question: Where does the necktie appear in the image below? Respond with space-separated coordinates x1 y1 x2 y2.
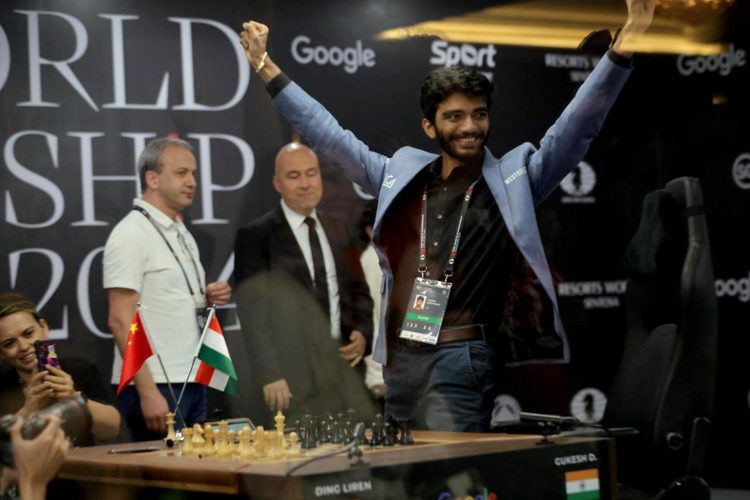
304 217 330 318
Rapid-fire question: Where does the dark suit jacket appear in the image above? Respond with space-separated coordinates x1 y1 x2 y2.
234 206 375 418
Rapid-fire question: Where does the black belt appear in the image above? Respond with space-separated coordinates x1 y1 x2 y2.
396 324 494 348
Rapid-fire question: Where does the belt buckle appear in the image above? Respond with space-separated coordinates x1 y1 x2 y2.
399 338 426 349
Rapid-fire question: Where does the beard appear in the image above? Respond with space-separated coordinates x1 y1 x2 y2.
434 126 488 163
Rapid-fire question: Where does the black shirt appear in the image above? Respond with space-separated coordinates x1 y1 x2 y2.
379 160 521 346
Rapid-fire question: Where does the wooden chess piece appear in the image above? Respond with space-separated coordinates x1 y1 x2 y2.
217 426 231 458
192 423 205 450
287 431 301 457
274 410 285 434
333 412 345 444
254 426 267 458
202 424 216 456
300 415 317 449
382 422 395 446
398 419 414 445
164 412 177 446
228 430 237 454
239 426 253 460
370 414 384 446
181 426 194 455
318 416 332 444
268 430 282 460
345 408 356 440
274 410 287 449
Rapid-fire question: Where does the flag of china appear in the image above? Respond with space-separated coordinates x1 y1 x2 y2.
116 309 154 395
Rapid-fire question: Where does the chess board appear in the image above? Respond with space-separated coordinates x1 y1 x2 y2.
58 431 618 499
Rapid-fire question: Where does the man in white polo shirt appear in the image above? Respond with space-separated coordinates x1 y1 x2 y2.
104 137 231 441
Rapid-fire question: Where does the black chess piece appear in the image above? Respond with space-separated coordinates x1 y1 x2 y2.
316 417 329 444
368 420 381 446
318 413 333 443
300 414 317 449
344 418 353 442
385 415 401 443
332 412 345 444
345 408 357 441
382 422 395 446
374 413 384 444
397 419 414 445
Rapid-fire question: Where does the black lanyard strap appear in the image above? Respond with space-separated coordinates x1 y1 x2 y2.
132 206 205 297
418 177 480 281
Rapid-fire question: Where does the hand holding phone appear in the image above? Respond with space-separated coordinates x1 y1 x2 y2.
34 340 60 371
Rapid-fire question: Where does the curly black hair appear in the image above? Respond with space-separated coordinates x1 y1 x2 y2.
420 66 493 123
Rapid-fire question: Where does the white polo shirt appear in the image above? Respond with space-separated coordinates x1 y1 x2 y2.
104 199 206 384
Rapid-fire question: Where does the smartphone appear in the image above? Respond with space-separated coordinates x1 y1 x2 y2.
34 340 60 371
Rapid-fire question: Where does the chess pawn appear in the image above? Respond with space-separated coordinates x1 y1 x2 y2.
287 432 301 457
216 426 230 458
202 424 216 456
164 412 177 448
218 420 229 439
181 427 194 455
227 430 237 457
239 427 254 460
254 426 267 458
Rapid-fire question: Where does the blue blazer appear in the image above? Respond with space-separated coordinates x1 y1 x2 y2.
273 52 632 366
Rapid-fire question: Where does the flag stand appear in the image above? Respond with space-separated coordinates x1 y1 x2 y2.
175 305 216 413
138 304 188 430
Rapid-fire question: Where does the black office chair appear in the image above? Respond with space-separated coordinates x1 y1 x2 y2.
603 176 717 498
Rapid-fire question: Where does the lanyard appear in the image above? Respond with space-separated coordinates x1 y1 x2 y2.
418 177 480 281
132 206 205 297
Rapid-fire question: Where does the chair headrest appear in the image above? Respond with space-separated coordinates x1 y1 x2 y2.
623 188 686 282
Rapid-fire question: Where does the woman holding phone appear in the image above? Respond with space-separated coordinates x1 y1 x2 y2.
0 292 120 443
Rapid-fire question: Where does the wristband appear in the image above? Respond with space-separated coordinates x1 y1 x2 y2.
254 51 268 73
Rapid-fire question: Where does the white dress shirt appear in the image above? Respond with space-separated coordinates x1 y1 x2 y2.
280 199 341 339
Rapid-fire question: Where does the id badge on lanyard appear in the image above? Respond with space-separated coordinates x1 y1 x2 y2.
400 277 452 345
398 178 479 345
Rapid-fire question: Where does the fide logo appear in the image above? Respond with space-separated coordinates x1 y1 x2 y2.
570 388 607 424
560 161 596 203
732 153 750 190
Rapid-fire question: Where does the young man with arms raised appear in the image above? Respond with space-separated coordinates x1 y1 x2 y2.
239 0 654 432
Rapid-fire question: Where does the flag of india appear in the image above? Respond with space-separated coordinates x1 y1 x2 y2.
565 468 600 500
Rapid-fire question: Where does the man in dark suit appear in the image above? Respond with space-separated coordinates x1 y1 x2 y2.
234 143 376 423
